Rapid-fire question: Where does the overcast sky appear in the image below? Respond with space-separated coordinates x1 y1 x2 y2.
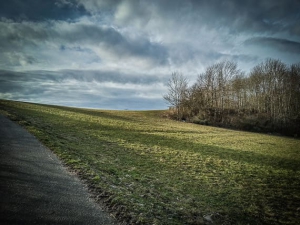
1 0 300 110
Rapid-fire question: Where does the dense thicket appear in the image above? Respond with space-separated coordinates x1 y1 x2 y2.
164 59 300 136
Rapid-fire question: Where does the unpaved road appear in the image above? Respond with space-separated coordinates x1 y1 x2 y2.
0 115 117 225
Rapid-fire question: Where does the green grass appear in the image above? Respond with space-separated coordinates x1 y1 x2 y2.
1 99 299 224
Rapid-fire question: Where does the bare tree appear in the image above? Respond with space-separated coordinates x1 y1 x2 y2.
164 59 300 136
164 72 188 120
289 63 300 119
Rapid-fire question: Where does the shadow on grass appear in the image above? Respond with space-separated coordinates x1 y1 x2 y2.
16 105 299 172
46 104 143 123
3 102 299 224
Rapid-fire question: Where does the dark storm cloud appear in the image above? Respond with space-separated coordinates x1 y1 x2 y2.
180 0 299 35
60 24 168 64
0 70 166 86
0 0 88 21
188 0 300 35
78 0 300 35
244 37 300 54
59 70 168 84
0 70 167 110
0 20 168 67
74 0 300 70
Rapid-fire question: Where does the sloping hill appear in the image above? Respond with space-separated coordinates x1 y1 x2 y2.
1 100 299 224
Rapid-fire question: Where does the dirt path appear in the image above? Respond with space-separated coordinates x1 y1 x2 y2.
0 115 118 225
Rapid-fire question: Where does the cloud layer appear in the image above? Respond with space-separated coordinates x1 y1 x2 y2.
0 70 167 109
0 0 299 109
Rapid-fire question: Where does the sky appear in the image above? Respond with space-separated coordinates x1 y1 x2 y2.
1 0 300 110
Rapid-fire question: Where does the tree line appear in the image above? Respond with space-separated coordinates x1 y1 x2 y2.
164 59 300 136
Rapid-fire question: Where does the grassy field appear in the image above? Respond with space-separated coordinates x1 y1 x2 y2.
0 99 299 224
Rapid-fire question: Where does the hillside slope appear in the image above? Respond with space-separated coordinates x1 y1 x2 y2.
0 100 299 224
